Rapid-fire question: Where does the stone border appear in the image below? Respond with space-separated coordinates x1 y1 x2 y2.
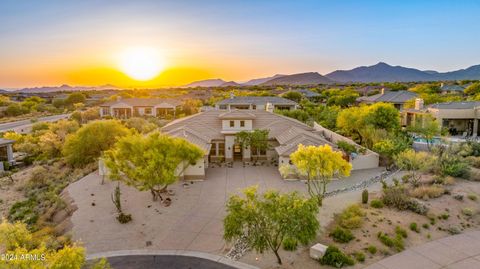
87 249 259 269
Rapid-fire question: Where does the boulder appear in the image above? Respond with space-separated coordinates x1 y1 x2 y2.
309 243 328 259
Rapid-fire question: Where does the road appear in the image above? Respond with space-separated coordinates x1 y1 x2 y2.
0 113 70 133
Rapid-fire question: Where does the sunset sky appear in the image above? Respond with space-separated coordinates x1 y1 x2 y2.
1 0 480 88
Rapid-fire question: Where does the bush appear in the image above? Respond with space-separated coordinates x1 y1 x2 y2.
422 223 430 229
441 157 470 178
468 194 478 201
395 226 408 238
377 232 404 251
366 245 377 255
354 251 365 262
378 232 404 251
382 185 410 210
409 222 420 233
329 226 355 243
410 185 445 200
8 200 39 226
116 213 132 224
29 166 50 187
319 245 355 268
407 199 429 215
362 190 369 204
370 199 384 208
462 207 474 216
282 238 298 251
337 141 357 155
466 156 480 168
337 205 365 229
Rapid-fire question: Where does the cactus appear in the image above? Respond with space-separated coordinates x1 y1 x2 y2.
111 184 122 213
362 189 369 204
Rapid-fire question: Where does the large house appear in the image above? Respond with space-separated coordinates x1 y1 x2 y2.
402 99 480 137
215 96 299 111
357 89 417 110
161 109 379 180
99 98 182 118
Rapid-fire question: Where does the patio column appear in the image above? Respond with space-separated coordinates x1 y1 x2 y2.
6 144 14 164
474 119 478 137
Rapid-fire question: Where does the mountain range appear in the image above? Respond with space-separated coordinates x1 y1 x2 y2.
184 62 480 87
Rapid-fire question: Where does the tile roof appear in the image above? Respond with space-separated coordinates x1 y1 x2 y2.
358 90 417 104
0 138 15 145
440 84 465 92
296 89 320 97
162 110 334 157
101 98 182 107
428 101 480 109
216 96 298 105
218 110 256 119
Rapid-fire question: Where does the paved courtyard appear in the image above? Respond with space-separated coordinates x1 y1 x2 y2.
365 230 480 269
66 162 384 255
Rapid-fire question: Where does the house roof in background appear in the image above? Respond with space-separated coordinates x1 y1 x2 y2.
296 89 320 97
429 101 480 109
101 98 182 107
216 96 298 105
218 110 256 119
358 90 417 104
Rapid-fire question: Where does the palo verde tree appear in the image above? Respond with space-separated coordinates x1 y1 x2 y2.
290 144 352 206
104 131 204 201
224 186 319 265
407 114 440 149
235 129 269 163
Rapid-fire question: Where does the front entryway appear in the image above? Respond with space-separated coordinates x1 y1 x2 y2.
233 144 242 160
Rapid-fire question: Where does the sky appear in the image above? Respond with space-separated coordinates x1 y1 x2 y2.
1 0 480 88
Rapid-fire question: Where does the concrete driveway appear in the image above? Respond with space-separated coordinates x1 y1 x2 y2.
66 163 384 255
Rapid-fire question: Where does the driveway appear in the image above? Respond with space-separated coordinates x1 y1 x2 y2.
67 163 385 255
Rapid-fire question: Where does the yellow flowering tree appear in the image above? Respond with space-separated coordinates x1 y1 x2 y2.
290 144 352 206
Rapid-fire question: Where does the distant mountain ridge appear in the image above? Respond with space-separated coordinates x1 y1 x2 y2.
325 62 480 82
260 72 333 85
12 84 119 93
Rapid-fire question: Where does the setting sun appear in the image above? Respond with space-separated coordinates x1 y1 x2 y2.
118 47 165 81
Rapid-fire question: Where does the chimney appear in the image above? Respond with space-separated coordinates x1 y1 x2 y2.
265 102 274 113
414 98 424 110
116 96 122 101
381 88 385 95
230 92 235 99
440 83 444 88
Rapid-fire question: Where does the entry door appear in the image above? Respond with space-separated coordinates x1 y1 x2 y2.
233 144 242 160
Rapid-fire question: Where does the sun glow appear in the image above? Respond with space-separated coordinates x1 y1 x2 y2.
118 47 165 81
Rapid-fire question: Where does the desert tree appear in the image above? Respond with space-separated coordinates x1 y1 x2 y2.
235 129 269 163
224 186 319 265
394 149 433 186
290 144 352 206
104 131 204 201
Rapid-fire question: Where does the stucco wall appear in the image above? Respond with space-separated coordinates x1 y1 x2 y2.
225 135 235 160
313 122 379 170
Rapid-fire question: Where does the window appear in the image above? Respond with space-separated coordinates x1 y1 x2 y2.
145 108 152 114
252 105 256 109
101 107 110 115
219 105 227 110
209 144 216 156
230 120 234 127
218 143 225 156
240 120 245 127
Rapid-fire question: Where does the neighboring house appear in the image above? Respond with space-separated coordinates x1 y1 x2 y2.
0 138 15 171
161 109 379 180
215 95 299 111
357 89 417 109
99 98 182 118
295 89 321 102
402 99 480 137
439 83 465 94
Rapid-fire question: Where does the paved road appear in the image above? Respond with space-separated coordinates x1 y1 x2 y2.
0 113 70 133
364 230 480 269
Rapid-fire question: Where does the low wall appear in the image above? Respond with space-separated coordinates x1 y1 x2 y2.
313 122 379 170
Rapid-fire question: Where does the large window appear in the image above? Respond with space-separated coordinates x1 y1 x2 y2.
240 120 245 127
230 120 234 127
251 147 267 156
145 107 152 114
219 105 227 110
102 107 110 115
218 143 225 156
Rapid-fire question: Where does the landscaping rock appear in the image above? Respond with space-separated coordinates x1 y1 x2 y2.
309 243 328 259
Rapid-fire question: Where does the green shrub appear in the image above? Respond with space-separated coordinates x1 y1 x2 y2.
319 245 355 268
354 251 365 262
329 226 355 243
366 245 377 255
439 213 449 220
370 199 384 208
282 238 298 251
440 157 470 178
8 199 39 226
337 204 365 229
395 226 408 238
466 156 480 168
468 194 478 201
409 222 420 233
362 190 369 204
116 212 132 224
382 186 410 210
337 141 357 155
377 232 404 251
462 207 474 216
422 223 430 229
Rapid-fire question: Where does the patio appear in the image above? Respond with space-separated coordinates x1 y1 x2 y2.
66 163 384 255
